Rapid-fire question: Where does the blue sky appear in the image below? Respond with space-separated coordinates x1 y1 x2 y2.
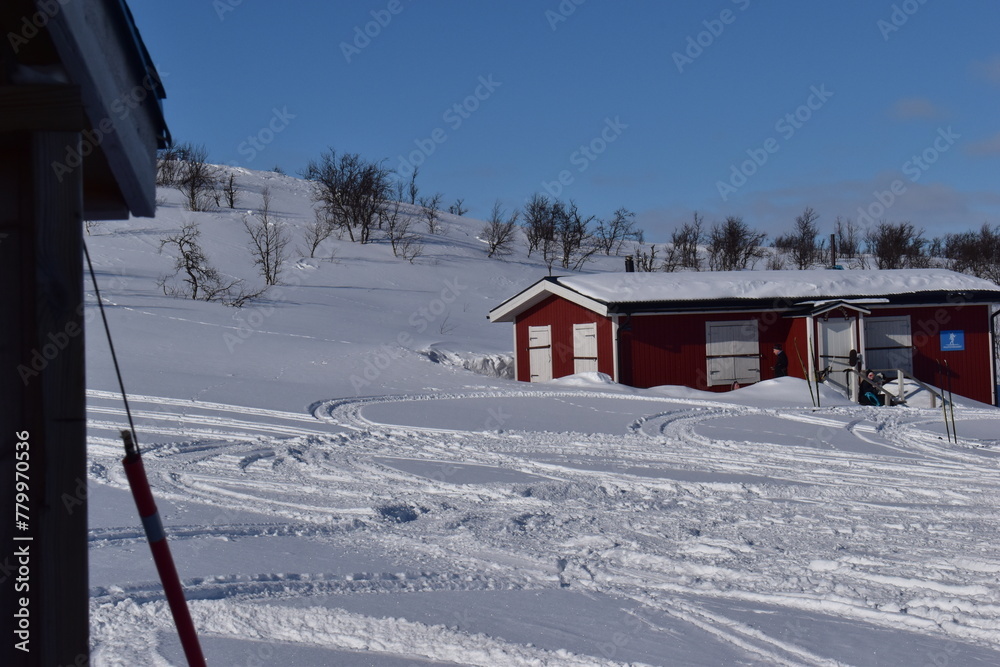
131 0 1000 239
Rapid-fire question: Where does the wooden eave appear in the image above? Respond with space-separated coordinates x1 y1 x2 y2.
1 0 170 220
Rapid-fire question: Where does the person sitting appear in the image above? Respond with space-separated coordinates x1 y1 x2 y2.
859 370 883 406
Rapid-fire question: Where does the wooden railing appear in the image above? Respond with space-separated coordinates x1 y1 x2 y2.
845 367 957 442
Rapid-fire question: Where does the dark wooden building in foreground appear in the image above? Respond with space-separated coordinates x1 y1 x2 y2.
1 1 168 663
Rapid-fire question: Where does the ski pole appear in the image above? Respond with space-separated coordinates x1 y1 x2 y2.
793 339 816 407
121 430 207 666
945 359 957 441
938 361 952 443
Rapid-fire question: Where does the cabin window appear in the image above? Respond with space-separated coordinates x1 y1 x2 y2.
705 320 760 386
573 322 598 373
864 316 913 375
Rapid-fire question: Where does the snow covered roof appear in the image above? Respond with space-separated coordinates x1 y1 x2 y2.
489 269 1000 321
558 269 1000 304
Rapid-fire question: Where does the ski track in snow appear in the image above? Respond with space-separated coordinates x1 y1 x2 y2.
87 388 1000 665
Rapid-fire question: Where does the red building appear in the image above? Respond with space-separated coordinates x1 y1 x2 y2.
489 269 1000 405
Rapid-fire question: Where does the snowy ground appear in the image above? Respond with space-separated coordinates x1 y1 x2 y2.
83 168 1000 665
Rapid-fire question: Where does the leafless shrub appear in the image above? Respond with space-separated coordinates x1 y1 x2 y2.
167 143 221 212
766 251 786 270
304 148 393 244
521 195 596 271
555 200 597 271
419 192 444 234
834 216 860 259
663 212 704 272
944 223 1000 283
483 200 520 259
448 198 468 216
304 208 336 259
773 207 822 269
399 235 424 263
634 243 659 271
242 187 289 285
222 173 240 209
158 221 264 306
385 182 423 261
156 144 187 186
438 313 456 335
864 220 928 269
408 166 419 205
707 216 767 271
594 207 642 255
522 194 555 259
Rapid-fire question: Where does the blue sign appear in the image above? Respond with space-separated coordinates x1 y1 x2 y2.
941 330 965 351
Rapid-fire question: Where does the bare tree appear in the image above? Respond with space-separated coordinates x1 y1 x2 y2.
766 250 786 271
864 221 928 269
222 172 240 209
945 223 1000 283
707 216 768 271
633 243 659 271
774 207 821 269
243 187 289 285
303 208 335 259
304 149 393 244
383 198 408 256
448 198 468 216
158 222 262 306
384 182 423 261
928 236 945 259
594 207 642 255
419 192 444 234
522 194 555 259
555 200 596 270
834 216 860 259
520 196 595 270
408 167 419 205
663 212 704 272
159 222 213 300
156 144 187 186
397 228 424 263
173 143 221 212
483 200 520 259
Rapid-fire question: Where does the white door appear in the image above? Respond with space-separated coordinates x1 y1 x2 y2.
527 325 552 382
573 323 598 374
818 318 856 395
865 316 912 374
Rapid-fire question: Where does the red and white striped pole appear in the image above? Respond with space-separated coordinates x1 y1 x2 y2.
121 430 207 666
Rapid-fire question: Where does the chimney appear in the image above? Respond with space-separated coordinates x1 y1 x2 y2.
624 255 635 272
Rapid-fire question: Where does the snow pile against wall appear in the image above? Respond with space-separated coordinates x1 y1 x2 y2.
423 344 515 379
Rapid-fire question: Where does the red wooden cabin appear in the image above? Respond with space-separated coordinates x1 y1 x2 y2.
489 269 1000 405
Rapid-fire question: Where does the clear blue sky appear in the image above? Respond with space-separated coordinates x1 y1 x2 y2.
130 0 1000 239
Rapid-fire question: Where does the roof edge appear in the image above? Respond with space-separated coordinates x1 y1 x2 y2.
488 276 609 322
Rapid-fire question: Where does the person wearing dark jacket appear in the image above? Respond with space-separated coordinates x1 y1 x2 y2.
772 344 788 378
859 370 883 406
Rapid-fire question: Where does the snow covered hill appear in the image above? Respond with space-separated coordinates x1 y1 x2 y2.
84 167 1000 665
